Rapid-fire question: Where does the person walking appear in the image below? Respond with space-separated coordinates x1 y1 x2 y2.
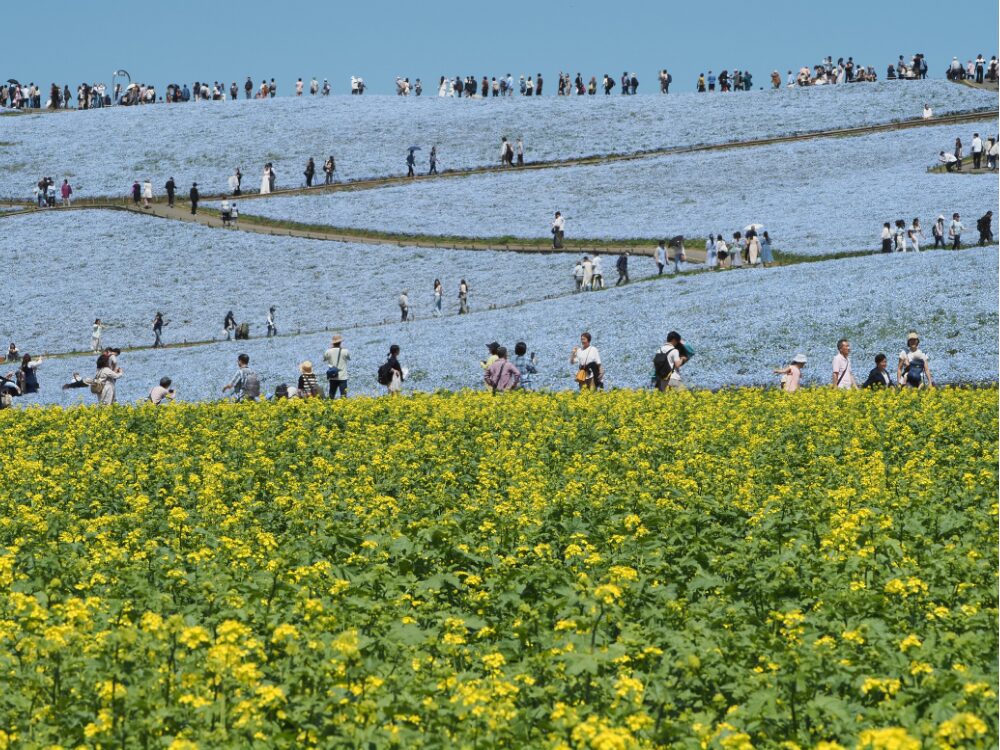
971 133 983 169
165 177 176 208
654 240 666 275
60 179 72 206
862 354 893 388
977 210 994 245
570 332 602 390
551 211 565 249
484 346 521 392
260 164 272 195
323 334 351 398
324 156 336 184
304 158 316 187
954 137 963 171
433 279 443 316
221 353 260 402
399 290 410 322
458 279 469 314
266 306 277 337
131 180 141 206
189 182 199 215
512 342 537 390
152 312 165 348
615 252 630 285
949 213 964 249
516 137 524 166
653 331 687 391
91 318 105 352
406 149 416 177
760 231 774 266
832 339 857 389
932 215 946 248
92 353 123 406
223 311 237 340
380 345 404 395
773 354 806 393
898 332 934 388
428 146 438 175
581 256 594 291
142 179 153 209
881 222 893 253
592 254 604 290
908 219 923 252
572 260 584 291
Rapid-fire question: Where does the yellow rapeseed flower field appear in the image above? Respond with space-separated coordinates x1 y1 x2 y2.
0 388 996 749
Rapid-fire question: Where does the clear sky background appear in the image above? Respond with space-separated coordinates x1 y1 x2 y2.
4 0 998 95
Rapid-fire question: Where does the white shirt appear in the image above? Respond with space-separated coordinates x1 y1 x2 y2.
971 136 983 153
552 216 565 232
657 345 682 383
832 353 855 388
592 256 602 275
655 246 666 264
573 345 601 368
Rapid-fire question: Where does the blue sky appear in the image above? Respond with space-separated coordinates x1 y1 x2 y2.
4 1 997 95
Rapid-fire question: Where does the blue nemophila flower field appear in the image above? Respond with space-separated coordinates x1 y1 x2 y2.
1 80 991 199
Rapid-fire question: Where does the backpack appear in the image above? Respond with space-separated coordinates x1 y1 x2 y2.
377 362 393 386
902 355 925 387
243 371 261 399
653 348 676 379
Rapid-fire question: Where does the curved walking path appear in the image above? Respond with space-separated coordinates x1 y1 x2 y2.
33 243 883 364
3 107 993 256
2 107 994 209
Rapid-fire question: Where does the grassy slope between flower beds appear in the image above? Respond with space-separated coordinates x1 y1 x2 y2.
0 388 997 749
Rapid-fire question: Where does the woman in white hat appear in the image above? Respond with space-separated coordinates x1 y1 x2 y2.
774 354 806 392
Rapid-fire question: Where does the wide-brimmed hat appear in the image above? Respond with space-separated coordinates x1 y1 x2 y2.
331 334 343 345
299 361 313 374
791 354 807 364
906 331 920 343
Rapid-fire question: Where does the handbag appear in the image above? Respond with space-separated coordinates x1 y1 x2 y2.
575 368 588 384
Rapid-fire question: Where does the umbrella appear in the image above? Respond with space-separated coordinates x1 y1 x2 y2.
407 146 422 153
744 223 765 234
6 79 20 85
126 83 139 91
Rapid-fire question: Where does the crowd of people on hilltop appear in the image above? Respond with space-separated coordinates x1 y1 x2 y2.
0 324 945 410
774 53 921 88
946 54 999 83
6 49 999 110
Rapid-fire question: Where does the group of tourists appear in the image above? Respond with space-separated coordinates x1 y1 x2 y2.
879 211 995 252
775 333 935 393
697 70 755 92
946 55 999 83
938 132 999 172
33 177 72 207
8 49 999 111
0 320 953 409
704 230 774 268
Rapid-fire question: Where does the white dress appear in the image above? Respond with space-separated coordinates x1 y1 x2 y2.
260 169 271 195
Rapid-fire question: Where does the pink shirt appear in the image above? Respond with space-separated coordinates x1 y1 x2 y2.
783 365 802 392
484 359 521 392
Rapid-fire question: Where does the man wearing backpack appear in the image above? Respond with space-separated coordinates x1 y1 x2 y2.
653 331 687 391
897 332 934 389
615 252 630 286
222 353 261 401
